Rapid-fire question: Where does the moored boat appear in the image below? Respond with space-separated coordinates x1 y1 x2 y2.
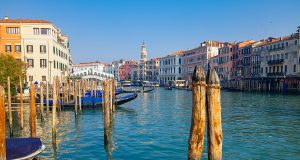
6 138 45 160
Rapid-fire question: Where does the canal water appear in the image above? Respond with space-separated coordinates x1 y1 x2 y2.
7 88 300 159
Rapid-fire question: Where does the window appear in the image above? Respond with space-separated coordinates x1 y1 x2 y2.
29 76 33 82
6 27 20 34
179 67 181 73
285 65 287 73
5 45 11 52
42 76 46 81
285 53 288 59
286 42 288 47
53 47 55 54
27 45 33 53
40 45 46 53
281 66 283 72
295 40 298 45
15 45 21 52
40 59 47 68
27 59 34 67
33 28 39 34
294 65 296 72
41 28 50 35
265 67 268 73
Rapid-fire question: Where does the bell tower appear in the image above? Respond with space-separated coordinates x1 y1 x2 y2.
140 41 147 62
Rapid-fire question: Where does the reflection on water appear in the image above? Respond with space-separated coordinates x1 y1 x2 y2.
6 88 300 159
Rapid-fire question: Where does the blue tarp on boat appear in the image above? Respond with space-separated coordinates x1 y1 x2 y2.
6 138 43 160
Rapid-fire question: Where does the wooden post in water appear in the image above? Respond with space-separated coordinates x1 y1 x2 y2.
19 76 24 129
0 86 6 159
79 80 82 111
206 68 223 160
30 84 37 137
7 77 13 136
74 81 78 118
46 81 50 114
52 77 57 143
40 83 44 120
188 66 206 160
103 80 110 127
112 80 116 112
57 78 61 112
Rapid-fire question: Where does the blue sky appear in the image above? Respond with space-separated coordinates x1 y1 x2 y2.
1 0 300 63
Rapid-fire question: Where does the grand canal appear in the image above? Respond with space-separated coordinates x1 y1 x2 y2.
8 88 300 159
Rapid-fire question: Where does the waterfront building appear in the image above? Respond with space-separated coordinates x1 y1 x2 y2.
182 41 224 83
231 40 256 81
217 42 233 84
119 60 138 81
158 50 185 85
0 16 72 83
107 59 125 81
72 61 113 80
258 33 299 78
145 58 159 81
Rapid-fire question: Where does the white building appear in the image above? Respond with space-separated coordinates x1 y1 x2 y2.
256 33 300 78
158 50 185 85
0 18 72 83
107 59 125 81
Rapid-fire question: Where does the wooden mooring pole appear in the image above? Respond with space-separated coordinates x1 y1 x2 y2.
46 81 50 114
30 84 37 137
52 77 57 143
0 86 6 159
206 68 223 160
79 80 82 111
40 83 44 120
74 80 78 118
7 77 13 137
19 76 24 129
188 66 206 160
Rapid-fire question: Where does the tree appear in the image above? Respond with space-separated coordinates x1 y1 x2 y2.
0 54 25 95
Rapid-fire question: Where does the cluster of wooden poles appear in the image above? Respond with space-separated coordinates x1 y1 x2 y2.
223 77 300 94
0 75 116 158
188 66 223 160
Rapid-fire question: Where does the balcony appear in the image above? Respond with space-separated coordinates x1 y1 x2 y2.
267 72 284 77
267 59 284 65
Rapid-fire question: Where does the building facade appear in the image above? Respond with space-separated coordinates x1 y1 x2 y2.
145 58 159 81
158 50 185 85
119 60 138 81
182 41 224 83
0 16 72 83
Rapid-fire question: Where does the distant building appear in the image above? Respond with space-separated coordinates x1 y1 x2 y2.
182 41 224 83
217 42 233 84
146 58 159 81
107 59 125 81
0 16 72 83
119 60 138 81
158 50 185 85
256 34 299 78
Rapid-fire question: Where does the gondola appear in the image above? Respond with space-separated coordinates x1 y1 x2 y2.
6 138 45 160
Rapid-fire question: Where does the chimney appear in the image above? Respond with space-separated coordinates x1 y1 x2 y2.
4 16 8 20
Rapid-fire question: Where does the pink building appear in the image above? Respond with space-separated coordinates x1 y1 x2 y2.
119 60 138 81
182 41 224 83
217 42 233 83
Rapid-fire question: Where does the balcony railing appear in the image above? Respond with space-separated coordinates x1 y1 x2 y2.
267 72 285 77
267 59 284 65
